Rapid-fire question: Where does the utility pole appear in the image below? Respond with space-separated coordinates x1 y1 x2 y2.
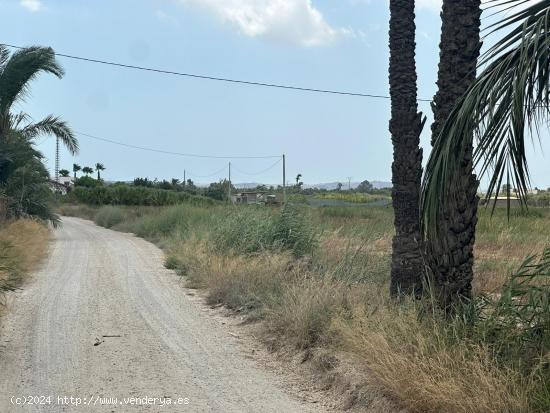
183 169 186 187
228 162 232 203
347 177 352 191
282 154 286 204
55 136 60 184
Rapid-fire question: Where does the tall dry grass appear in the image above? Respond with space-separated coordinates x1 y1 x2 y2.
0 219 49 302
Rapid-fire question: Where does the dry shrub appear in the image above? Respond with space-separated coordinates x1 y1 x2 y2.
174 238 293 317
336 303 529 413
265 279 351 350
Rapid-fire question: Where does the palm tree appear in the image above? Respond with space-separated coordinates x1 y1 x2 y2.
425 0 482 309
422 1 550 293
0 45 78 153
73 163 81 179
59 169 70 177
388 0 426 297
82 166 93 176
95 163 105 180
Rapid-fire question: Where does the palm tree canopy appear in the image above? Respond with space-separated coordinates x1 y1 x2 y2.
0 45 78 155
73 163 81 172
95 163 105 171
0 46 63 116
422 0 550 238
82 166 93 174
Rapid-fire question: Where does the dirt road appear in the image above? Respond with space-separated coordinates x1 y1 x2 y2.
0 217 322 412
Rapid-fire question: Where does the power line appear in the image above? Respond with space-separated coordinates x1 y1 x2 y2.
1 42 432 102
232 158 282 176
186 164 229 179
75 131 280 159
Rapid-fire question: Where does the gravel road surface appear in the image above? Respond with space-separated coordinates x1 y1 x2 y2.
0 217 321 412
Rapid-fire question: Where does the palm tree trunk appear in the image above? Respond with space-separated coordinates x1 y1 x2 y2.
389 0 425 297
427 0 481 309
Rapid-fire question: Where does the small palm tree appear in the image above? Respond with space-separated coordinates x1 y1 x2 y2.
0 45 78 153
95 163 105 180
82 166 93 176
59 169 70 177
73 163 81 179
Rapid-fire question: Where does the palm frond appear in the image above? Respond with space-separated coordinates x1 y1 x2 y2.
21 115 79 155
422 0 550 238
0 46 64 115
0 46 10 73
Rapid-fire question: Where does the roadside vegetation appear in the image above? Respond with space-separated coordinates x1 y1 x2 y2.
0 220 49 306
61 201 550 412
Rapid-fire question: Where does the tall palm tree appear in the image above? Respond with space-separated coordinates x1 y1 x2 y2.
0 45 78 154
425 0 482 309
388 0 426 297
422 1 550 288
59 169 70 177
73 163 81 179
95 163 105 180
82 166 93 176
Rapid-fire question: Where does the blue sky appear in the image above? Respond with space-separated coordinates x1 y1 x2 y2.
1 0 548 187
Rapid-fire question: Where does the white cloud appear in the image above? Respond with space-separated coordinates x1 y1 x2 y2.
20 0 43 12
178 0 352 47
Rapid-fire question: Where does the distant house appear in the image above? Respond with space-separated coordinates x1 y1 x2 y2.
480 196 521 207
48 177 74 195
232 191 280 205
58 176 74 187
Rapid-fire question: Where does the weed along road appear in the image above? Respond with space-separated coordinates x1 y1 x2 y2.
0 217 321 412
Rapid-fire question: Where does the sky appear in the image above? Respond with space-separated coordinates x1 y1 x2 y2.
1 0 549 187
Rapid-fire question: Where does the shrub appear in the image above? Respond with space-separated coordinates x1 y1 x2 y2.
94 206 126 229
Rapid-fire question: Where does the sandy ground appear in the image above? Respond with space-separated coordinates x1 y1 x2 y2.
0 217 328 412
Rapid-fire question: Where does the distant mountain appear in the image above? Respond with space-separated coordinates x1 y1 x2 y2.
232 181 393 190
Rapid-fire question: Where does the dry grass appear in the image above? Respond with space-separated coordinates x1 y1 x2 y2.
335 305 529 413
0 219 49 306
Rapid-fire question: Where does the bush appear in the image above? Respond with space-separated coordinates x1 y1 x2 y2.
94 206 126 229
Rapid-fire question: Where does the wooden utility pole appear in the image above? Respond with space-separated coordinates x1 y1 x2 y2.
282 154 286 204
183 169 186 187
228 162 232 202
